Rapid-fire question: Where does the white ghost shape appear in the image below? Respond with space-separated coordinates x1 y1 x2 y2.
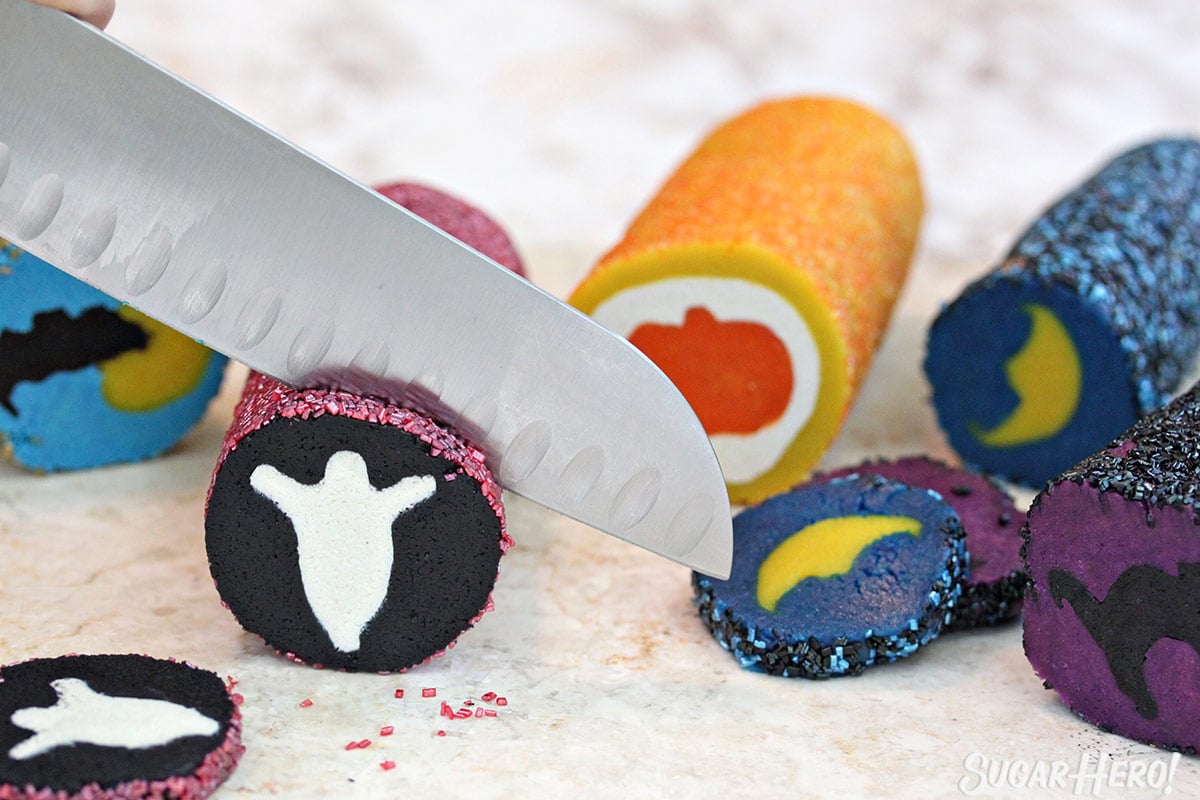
250 450 436 653
9 677 220 760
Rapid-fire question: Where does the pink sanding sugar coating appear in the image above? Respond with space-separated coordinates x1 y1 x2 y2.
375 182 526 277
0 711 243 800
209 371 507 544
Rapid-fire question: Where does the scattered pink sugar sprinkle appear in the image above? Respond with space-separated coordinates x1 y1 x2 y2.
299 698 313 708
496 696 508 707
394 688 405 699
381 760 397 771
231 693 244 706
380 725 394 736
481 691 497 702
436 730 446 737
422 687 437 698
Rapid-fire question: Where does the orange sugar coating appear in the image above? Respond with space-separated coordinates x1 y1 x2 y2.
596 97 921 392
570 97 922 503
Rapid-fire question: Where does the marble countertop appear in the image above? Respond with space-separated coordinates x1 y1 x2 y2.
4 0 1200 796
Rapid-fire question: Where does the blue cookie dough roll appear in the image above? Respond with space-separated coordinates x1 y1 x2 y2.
0 240 227 471
692 474 967 678
925 138 1200 488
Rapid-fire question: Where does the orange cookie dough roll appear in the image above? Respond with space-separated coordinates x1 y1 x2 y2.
570 97 923 505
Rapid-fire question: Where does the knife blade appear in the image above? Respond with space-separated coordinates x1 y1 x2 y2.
0 0 732 578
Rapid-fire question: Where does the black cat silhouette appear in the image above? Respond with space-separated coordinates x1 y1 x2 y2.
1049 562 1200 720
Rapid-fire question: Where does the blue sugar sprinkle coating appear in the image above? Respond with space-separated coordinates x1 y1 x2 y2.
1003 138 1200 412
926 138 1200 487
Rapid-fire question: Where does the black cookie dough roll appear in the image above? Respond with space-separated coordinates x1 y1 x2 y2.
926 138 1200 487
1022 379 1200 753
204 182 521 672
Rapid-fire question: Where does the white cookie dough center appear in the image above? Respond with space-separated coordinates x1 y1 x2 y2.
251 450 436 653
590 277 819 484
9 678 219 760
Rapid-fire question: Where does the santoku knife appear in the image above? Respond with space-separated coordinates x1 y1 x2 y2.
0 0 732 578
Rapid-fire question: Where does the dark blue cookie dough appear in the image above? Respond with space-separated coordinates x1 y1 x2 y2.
925 138 1200 488
693 475 966 678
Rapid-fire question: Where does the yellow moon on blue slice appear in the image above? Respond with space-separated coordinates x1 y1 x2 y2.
971 303 1082 448
756 514 922 612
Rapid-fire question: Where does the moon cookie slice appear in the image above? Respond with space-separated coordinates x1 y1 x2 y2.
1023 379 1200 753
815 456 1025 630
0 654 242 800
693 475 966 678
925 138 1200 488
571 97 923 505
0 240 227 471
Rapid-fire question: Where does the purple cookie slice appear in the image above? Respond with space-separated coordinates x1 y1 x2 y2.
1022 381 1200 753
814 456 1026 629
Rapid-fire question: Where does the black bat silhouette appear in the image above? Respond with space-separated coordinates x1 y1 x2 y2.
0 308 148 415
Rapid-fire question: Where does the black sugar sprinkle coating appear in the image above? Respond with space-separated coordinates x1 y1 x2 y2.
997 137 1200 413
1021 378 1200 569
946 570 1028 631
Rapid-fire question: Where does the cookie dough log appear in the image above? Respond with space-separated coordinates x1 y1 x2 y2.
205 182 519 672
0 240 228 471
925 138 1200 488
693 475 965 678
569 97 923 506
1022 380 1200 752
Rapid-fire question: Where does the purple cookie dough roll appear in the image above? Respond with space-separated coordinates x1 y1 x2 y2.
204 182 521 672
815 456 1026 629
1023 380 1200 753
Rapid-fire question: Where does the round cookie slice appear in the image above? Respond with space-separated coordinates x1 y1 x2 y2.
693 474 966 678
206 376 510 673
0 654 242 800
1023 379 1200 753
814 456 1026 629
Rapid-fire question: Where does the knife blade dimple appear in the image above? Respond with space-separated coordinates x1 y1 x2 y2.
0 0 733 578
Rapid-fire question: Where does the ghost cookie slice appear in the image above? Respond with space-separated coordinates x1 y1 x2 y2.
0 654 242 800
693 475 966 678
205 375 510 673
1023 380 1200 753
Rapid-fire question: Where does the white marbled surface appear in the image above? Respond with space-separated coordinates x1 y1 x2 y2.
3 0 1200 797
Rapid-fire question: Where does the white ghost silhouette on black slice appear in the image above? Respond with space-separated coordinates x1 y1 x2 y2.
9 678 219 760
250 450 436 652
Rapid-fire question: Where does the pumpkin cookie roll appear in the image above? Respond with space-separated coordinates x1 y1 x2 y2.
570 97 923 505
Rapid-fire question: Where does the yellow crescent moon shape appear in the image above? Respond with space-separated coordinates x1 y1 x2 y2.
756 514 922 613
970 303 1082 448
99 307 214 412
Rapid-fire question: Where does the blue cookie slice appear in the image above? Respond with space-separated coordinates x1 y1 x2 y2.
925 138 1200 487
693 474 967 678
0 241 227 471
